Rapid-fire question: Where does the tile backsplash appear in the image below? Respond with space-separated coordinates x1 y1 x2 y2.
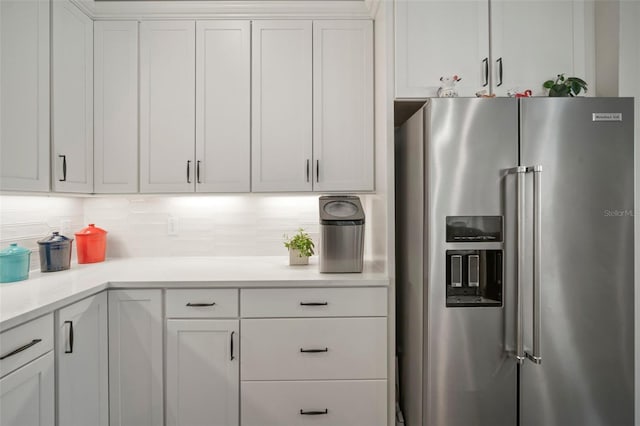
0 194 375 269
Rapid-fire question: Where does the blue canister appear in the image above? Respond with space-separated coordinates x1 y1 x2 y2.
0 243 31 283
38 232 73 272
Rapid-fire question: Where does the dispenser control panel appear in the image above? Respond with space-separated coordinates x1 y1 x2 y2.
446 216 503 242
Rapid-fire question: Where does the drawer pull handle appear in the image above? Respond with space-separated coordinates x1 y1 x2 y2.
300 409 328 416
0 339 42 360
186 302 216 307
300 347 328 353
299 302 328 306
64 320 74 354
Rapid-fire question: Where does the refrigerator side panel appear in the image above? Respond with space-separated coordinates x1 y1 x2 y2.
426 98 518 426
520 98 635 426
395 106 426 426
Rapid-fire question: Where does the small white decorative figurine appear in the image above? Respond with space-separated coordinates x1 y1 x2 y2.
437 75 461 97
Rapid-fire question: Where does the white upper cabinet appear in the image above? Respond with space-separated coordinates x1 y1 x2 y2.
196 21 250 193
395 0 593 98
0 0 50 192
251 20 313 192
395 0 489 98
140 21 196 193
52 0 93 192
490 0 588 96
57 292 109 426
313 20 374 192
94 21 139 193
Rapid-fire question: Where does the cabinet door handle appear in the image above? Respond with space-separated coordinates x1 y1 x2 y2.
187 160 192 183
316 160 319 183
482 57 489 87
196 160 201 184
230 331 235 361
300 301 328 306
306 159 310 183
496 57 503 87
0 339 42 360
300 347 328 353
300 409 328 416
64 320 74 354
186 302 216 307
58 155 67 182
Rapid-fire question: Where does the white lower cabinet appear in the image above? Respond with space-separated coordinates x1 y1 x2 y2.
166 319 239 426
57 292 109 426
241 380 387 426
0 352 55 426
109 289 163 426
0 314 54 426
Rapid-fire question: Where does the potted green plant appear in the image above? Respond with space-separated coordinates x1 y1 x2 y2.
543 73 588 97
283 228 315 265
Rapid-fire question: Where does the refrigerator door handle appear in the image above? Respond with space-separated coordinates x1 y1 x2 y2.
526 165 543 365
510 166 527 364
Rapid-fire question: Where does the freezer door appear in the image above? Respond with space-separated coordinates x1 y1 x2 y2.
519 98 634 426
425 98 518 426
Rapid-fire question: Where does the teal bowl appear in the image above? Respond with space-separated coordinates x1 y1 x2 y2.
0 243 31 283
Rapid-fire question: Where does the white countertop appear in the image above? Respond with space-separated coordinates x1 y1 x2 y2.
0 256 389 331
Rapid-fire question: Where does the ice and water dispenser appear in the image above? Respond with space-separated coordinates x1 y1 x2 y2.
445 216 503 307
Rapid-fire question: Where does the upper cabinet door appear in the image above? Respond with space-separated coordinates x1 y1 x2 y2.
312 20 374 192
395 0 490 98
0 0 50 192
94 21 139 193
140 21 195 193
491 0 588 97
52 0 93 193
196 21 250 193
251 20 313 192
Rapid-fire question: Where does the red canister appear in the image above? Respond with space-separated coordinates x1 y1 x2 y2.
75 224 107 264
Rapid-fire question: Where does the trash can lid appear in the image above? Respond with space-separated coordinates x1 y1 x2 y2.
319 196 365 225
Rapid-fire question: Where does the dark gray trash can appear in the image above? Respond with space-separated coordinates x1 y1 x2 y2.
319 195 365 273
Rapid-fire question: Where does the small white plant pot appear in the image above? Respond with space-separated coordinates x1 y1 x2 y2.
289 249 309 265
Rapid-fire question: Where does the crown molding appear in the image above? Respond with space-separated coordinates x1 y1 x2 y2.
68 0 372 20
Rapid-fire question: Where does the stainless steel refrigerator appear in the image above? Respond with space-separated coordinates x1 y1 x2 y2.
395 97 634 426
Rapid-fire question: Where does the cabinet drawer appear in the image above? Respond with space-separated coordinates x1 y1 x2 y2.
241 380 387 426
241 317 387 380
0 313 53 378
166 289 238 318
241 287 387 317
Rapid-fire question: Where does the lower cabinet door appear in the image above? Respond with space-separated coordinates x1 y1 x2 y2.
0 351 55 426
241 380 387 426
109 290 163 426
166 319 239 426
57 292 109 426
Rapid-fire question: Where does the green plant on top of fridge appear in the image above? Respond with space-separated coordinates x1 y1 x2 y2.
543 73 588 97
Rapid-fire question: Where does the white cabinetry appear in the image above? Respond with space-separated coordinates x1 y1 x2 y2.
109 290 163 426
252 20 374 192
0 0 50 192
0 314 54 426
165 289 240 426
52 0 93 192
196 21 251 192
313 20 373 191
251 20 313 192
395 0 592 98
166 320 239 426
94 21 139 193
140 21 195 193
57 292 109 426
240 287 388 426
